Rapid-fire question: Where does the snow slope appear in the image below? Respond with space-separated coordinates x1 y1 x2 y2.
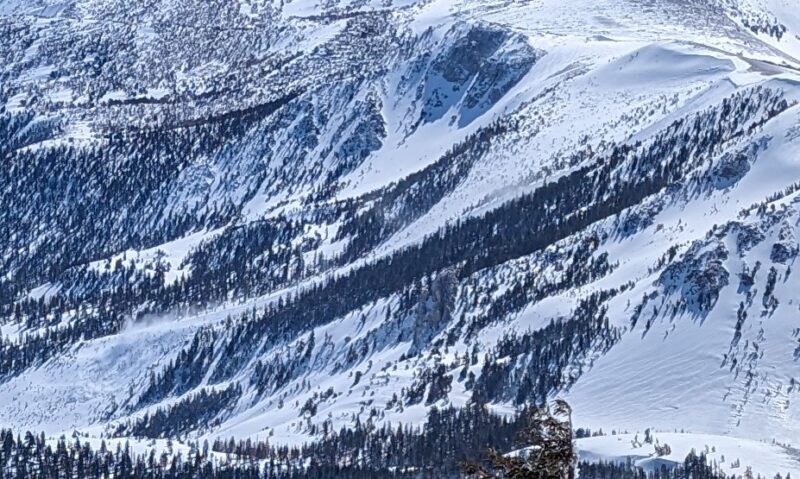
3 0 800 476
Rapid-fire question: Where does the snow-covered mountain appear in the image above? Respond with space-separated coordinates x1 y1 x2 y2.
3 0 800 476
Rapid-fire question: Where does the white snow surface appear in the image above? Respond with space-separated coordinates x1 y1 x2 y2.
4 0 800 476
577 433 799 477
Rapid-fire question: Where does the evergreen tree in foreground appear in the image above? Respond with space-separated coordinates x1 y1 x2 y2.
464 399 575 479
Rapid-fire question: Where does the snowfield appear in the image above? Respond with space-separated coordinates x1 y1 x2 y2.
3 0 800 476
577 433 799 477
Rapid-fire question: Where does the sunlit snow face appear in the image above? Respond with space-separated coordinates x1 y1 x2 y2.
2 1 800 477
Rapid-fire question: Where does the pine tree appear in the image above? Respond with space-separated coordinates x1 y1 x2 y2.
464 400 575 479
